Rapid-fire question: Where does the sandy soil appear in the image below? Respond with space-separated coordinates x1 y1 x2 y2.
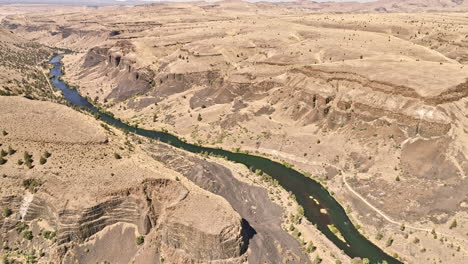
0 96 255 263
2 1 468 263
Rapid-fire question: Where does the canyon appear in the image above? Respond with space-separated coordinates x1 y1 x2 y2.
0 0 467 263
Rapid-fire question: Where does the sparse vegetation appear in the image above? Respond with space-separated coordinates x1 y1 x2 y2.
2 6 468 264
39 156 47 165
0 33 53 99
2 207 12 217
281 161 294 168
449 220 457 229
42 230 57 241
386 237 394 247
23 230 33 240
15 222 29 233
305 241 316 253
22 178 41 192
136 235 145 245
312 255 322 264
375 232 383 240
23 151 34 169
8 146 15 155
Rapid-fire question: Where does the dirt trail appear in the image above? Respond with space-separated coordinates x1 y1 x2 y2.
343 174 468 252
240 145 468 253
38 66 56 94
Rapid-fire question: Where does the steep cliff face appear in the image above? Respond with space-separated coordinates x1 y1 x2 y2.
0 97 250 264
144 143 310 264
0 179 248 264
3 4 468 262
267 68 453 138
61 32 466 233
156 71 224 98
80 43 155 102
161 194 248 262
124 58 455 139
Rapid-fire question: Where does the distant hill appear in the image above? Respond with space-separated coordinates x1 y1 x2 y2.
1 0 467 12
282 0 468 13
0 27 52 97
0 0 154 6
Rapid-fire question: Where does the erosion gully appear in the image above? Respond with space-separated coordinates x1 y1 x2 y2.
49 53 399 264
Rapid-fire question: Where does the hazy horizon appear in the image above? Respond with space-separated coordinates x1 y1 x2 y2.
0 0 377 5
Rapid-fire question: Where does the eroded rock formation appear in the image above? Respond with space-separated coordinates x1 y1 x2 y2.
0 179 249 264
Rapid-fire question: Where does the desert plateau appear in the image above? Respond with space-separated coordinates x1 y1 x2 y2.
0 0 467 263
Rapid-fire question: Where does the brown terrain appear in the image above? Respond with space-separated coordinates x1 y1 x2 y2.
0 0 468 263
0 8 311 263
0 96 312 263
0 27 52 97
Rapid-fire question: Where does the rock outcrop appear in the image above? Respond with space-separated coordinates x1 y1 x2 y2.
144 142 309 263
0 97 249 264
81 42 155 102
0 179 249 264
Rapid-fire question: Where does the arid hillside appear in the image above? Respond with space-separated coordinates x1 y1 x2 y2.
1 1 468 263
0 96 258 264
0 92 320 263
0 17 313 264
0 27 52 98
285 0 468 13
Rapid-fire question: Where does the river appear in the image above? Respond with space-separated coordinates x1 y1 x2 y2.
49 53 399 264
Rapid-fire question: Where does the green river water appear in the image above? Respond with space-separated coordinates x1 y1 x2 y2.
49 53 400 264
